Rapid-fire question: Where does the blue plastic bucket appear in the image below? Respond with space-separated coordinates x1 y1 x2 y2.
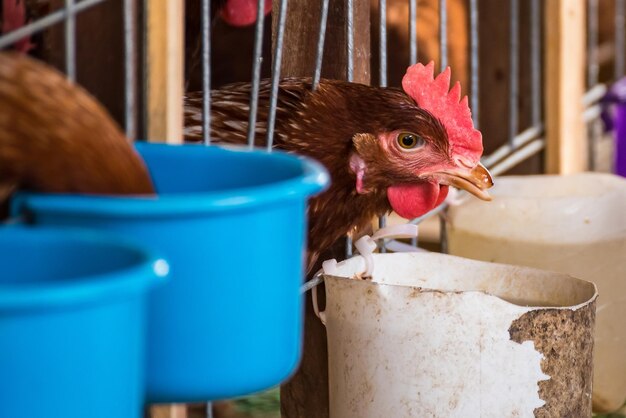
13 143 329 402
0 226 168 418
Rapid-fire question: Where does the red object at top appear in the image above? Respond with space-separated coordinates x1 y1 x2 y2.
2 0 34 53
401 61 483 164
220 0 272 27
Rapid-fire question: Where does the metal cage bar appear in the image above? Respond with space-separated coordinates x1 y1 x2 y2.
64 0 76 82
617 0 626 79
312 0 331 90
509 0 519 146
379 0 387 88
530 0 541 128
201 0 212 145
378 0 388 252
266 0 289 151
0 0 106 50
346 0 355 82
469 0 479 127
123 0 136 139
409 0 417 64
439 0 447 70
246 0 267 148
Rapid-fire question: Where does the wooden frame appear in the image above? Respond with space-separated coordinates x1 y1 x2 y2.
144 2 186 416
544 0 587 174
145 0 185 144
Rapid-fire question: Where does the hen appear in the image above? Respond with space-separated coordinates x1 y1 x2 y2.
0 52 154 211
185 63 493 269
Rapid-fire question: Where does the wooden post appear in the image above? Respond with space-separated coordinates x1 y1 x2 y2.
544 0 587 174
149 405 188 418
276 2 370 417
145 3 185 416
145 0 184 144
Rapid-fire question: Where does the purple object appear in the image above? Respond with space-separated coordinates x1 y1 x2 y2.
601 77 626 177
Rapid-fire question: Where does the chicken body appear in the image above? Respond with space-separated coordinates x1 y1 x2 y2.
185 70 492 269
0 52 154 209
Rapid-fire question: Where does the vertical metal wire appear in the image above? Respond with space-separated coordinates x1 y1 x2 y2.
346 0 354 81
378 0 387 251
345 0 355 255
409 0 417 64
587 0 599 88
587 0 600 170
266 0 289 150
346 236 353 257
438 0 449 251
123 0 136 140
439 216 448 253
379 0 387 87
439 0 447 70
530 0 541 127
201 0 212 145
312 0 331 90
64 0 76 82
246 0 267 148
469 0 479 127
508 0 519 146
616 0 626 79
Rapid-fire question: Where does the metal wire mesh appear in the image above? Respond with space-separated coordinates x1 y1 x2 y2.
1 0 624 289
0 0 137 139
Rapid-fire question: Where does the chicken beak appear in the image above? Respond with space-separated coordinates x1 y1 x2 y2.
435 162 494 201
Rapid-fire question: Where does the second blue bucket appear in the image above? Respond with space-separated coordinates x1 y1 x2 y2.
0 226 168 418
13 143 329 402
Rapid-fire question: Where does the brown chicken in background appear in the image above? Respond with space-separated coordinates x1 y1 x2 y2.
0 52 154 215
185 63 493 271
370 0 468 89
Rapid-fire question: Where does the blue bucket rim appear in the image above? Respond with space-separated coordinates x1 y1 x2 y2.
0 226 169 310
12 143 330 219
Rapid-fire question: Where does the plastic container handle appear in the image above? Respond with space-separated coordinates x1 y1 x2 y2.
311 268 327 326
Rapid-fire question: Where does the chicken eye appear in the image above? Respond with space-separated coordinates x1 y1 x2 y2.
397 132 425 150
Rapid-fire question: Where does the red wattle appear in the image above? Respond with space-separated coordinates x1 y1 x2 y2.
387 183 449 219
220 0 272 27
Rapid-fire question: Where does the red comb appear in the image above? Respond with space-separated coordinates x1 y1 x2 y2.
401 61 483 163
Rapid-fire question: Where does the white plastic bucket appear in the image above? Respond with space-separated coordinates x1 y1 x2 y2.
318 252 596 418
447 173 626 412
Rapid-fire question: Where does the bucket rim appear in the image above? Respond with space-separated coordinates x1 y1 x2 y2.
11 143 330 219
322 252 599 311
0 226 169 311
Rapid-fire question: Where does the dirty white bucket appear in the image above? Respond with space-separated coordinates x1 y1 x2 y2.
318 252 597 418
447 173 626 412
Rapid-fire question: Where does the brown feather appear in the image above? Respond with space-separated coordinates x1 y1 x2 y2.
0 52 154 206
185 78 450 271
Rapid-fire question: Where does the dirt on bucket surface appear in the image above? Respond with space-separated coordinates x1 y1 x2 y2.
508 302 596 418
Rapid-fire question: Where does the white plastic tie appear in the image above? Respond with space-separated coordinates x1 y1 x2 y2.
355 224 419 277
322 259 339 276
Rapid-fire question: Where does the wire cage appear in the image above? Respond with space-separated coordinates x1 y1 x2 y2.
1 0 625 416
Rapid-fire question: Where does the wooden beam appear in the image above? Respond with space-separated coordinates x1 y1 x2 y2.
544 0 587 174
146 1 184 414
149 404 187 418
276 1 370 417
145 0 184 144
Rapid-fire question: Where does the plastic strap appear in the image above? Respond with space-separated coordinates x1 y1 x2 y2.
355 224 419 276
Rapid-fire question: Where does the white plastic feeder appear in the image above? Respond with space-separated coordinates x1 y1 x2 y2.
447 173 626 412
318 252 596 418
